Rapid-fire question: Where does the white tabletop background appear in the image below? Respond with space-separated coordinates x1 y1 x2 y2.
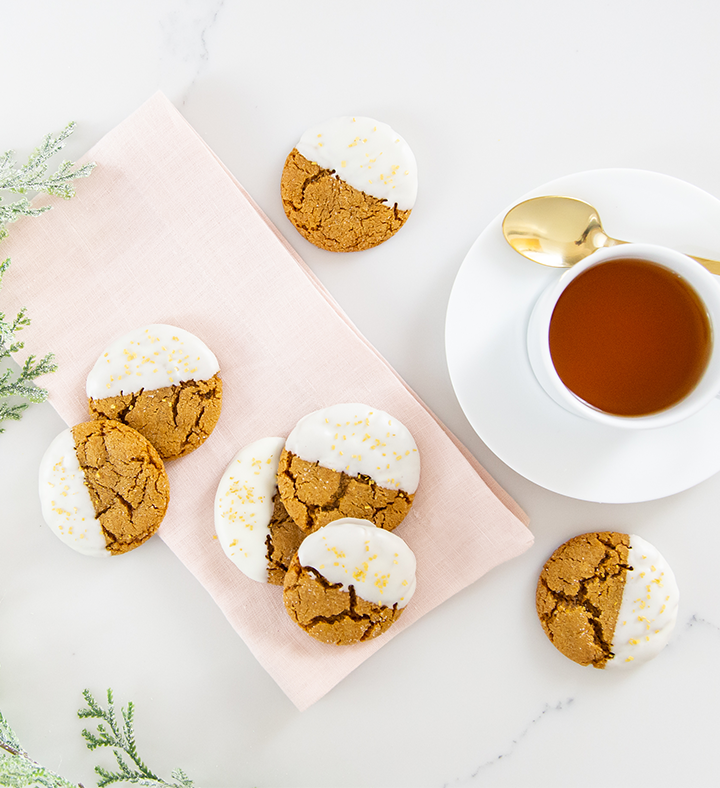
2 2 719 786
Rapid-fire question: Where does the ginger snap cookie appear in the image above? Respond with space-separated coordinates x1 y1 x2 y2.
277 403 420 533
283 517 417 645
38 420 170 557
215 436 305 585
86 324 222 461
536 531 679 669
281 116 418 252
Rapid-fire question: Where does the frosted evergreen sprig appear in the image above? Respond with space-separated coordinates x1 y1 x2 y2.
79 689 195 788
0 709 80 788
0 256 57 431
0 121 92 428
0 121 95 241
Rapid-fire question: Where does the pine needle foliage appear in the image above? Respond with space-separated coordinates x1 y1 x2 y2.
0 121 95 242
0 709 80 788
0 256 57 431
0 122 93 430
79 689 195 788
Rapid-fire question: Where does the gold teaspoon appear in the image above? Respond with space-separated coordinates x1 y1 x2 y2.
502 195 720 275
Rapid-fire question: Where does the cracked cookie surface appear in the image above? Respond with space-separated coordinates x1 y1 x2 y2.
536 532 630 668
86 324 222 460
282 518 416 645
277 449 414 533
281 148 411 252
70 420 170 555
89 373 222 460
266 492 306 584
283 555 404 645
278 403 419 533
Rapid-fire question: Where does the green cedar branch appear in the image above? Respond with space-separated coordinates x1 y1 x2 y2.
0 121 95 241
0 121 94 428
0 709 80 788
0 257 57 432
79 689 195 788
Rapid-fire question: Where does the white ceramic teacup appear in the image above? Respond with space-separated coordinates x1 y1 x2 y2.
527 243 720 429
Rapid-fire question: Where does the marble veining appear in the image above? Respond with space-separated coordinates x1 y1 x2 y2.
443 699 575 787
159 0 226 103
683 613 720 635
443 614 720 786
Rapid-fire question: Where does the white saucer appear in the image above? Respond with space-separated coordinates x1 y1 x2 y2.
445 169 720 503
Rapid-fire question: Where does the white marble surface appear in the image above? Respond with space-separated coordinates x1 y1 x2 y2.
2 2 720 786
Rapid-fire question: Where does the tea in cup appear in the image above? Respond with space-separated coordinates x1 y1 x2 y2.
527 244 720 429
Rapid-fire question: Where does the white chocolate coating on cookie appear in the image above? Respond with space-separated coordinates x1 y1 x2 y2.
295 116 418 211
86 324 220 399
607 534 679 668
214 436 285 583
298 518 417 608
285 403 420 493
38 428 108 557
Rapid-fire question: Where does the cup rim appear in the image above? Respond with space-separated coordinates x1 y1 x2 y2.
527 243 720 429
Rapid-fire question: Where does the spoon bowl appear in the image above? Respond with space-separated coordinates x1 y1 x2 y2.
502 195 720 274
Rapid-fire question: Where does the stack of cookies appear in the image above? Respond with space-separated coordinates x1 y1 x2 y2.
214 403 420 646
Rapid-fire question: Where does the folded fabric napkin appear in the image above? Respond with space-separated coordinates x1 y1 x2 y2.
3 92 533 710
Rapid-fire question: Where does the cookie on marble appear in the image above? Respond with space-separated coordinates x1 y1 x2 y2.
536 531 679 669
281 116 418 252
214 436 305 585
86 324 222 461
283 517 417 645
277 403 420 533
38 420 170 557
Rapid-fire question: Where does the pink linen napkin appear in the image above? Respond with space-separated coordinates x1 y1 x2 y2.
3 92 533 710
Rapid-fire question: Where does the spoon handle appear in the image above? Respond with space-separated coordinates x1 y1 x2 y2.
687 253 720 276
609 237 720 276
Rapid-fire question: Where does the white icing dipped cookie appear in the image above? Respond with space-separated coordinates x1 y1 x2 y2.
297 518 417 607
605 534 679 668
283 517 417 645
38 428 107 557
38 421 170 557
536 531 679 669
214 436 304 585
86 324 222 460
297 116 418 211
277 403 420 533
281 116 418 252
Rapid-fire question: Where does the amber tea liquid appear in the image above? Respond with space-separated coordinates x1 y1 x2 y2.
548 258 712 417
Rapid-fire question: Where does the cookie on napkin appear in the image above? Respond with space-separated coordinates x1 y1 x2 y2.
86 324 222 460
283 517 417 645
281 115 418 252
215 436 305 585
38 420 170 556
277 403 420 533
